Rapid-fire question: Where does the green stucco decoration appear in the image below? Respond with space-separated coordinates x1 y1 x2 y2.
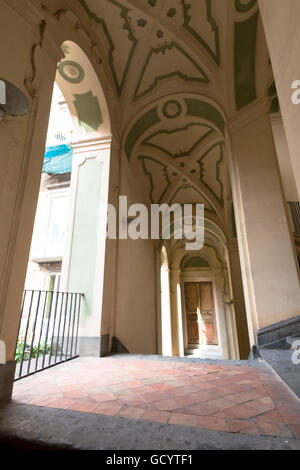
184 256 210 268
125 98 225 161
198 141 224 207
162 100 182 119
234 11 258 110
79 0 137 96
138 155 171 203
169 185 216 214
148 0 157 5
142 122 214 159
181 0 220 66
137 18 147 27
61 44 70 55
235 0 257 13
185 98 225 135
58 61 85 84
125 107 161 161
134 42 209 101
73 91 103 132
167 8 177 17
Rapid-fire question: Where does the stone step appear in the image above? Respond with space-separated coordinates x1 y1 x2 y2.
287 337 300 349
184 349 222 360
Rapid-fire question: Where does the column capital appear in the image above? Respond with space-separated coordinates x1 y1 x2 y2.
226 240 239 253
71 135 113 155
228 97 270 135
170 269 181 280
269 112 283 126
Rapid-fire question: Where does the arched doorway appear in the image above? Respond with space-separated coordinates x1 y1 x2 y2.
14 37 115 379
181 254 225 359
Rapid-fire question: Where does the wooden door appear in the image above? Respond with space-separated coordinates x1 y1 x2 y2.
184 283 200 344
199 282 218 345
184 281 218 346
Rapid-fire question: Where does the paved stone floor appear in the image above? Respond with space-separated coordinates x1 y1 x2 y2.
11 355 300 441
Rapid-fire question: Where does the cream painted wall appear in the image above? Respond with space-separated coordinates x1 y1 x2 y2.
229 103 300 338
114 159 157 354
0 1 58 361
259 0 300 201
270 114 298 202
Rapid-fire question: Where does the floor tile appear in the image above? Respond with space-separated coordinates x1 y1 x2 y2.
13 356 300 441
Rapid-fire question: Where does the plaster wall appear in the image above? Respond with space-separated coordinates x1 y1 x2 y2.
114 159 157 354
0 1 57 360
270 114 298 203
229 107 300 336
259 0 300 200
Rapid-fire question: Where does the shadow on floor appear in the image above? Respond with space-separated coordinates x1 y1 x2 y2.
0 433 74 450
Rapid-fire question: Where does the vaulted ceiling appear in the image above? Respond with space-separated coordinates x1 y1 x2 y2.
56 0 273 236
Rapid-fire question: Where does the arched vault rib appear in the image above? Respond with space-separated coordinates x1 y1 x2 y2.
124 0 222 71
136 133 225 218
124 93 227 226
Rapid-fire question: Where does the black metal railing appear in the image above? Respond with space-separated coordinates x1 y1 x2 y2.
15 290 82 380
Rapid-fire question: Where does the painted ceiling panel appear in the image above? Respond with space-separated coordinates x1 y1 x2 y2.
79 0 137 95
142 123 214 159
138 156 172 203
198 142 224 206
134 42 209 100
181 0 220 65
169 185 216 214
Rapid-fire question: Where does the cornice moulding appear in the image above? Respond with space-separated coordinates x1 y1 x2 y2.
228 97 270 135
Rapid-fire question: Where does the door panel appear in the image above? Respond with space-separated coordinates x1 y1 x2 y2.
184 281 218 347
184 283 200 344
199 282 218 346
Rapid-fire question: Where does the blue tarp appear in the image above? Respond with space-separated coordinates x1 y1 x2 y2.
43 144 73 174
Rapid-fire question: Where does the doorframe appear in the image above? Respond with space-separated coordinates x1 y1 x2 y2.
181 270 227 359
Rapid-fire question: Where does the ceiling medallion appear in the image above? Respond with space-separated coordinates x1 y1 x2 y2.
162 100 182 119
58 61 85 84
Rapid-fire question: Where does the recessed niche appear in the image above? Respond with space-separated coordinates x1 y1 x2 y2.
0 79 29 117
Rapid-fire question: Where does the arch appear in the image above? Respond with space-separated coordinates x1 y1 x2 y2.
123 93 227 162
182 256 210 270
157 214 227 252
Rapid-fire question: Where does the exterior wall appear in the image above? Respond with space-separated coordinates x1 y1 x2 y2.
27 182 70 261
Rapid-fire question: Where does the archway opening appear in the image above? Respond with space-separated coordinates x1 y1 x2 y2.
15 40 112 379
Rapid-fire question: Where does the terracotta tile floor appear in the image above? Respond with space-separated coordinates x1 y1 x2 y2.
13 356 300 439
